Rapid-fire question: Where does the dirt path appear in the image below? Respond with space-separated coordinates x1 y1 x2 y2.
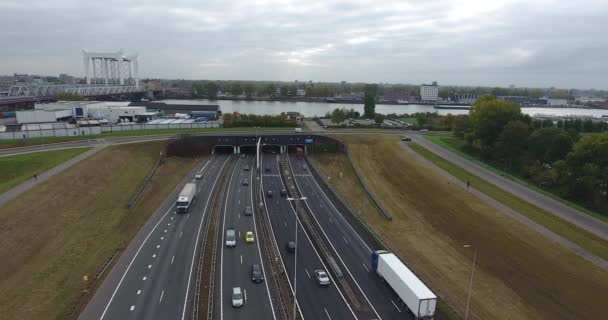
0 143 109 208
401 141 608 271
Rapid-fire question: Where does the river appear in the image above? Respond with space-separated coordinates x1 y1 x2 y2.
160 99 608 118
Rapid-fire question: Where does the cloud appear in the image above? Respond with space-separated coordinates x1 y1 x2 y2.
0 0 606 88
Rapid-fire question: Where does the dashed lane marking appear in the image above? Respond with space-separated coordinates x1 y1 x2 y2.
137 290 141 295
390 300 402 312
143 276 147 281
148 264 152 269
362 263 369 272
130 306 135 311
171 255 175 264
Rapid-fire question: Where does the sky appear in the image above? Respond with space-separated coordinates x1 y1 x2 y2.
1 0 607 89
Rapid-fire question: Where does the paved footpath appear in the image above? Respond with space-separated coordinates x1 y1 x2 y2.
400 141 608 270
411 134 608 241
0 142 108 208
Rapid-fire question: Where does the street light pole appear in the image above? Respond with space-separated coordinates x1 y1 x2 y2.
286 196 307 320
463 245 477 320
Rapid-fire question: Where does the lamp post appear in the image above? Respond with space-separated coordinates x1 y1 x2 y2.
286 196 307 320
463 244 477 320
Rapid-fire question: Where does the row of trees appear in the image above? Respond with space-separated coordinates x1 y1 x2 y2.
221 113 297 128
454 96 608 216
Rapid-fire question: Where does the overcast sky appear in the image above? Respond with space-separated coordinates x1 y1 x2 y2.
1 0 607 89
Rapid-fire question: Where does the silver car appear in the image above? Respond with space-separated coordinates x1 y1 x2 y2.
314 270 330 286
232 287 244 307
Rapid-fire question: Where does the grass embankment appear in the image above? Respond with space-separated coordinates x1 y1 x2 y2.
0 141 199 320
0 147 90 193
0 126 297 149
311 134 608 320
425 132 608 223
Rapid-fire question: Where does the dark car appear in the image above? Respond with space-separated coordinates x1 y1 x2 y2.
265 167 271 173
280 189 288 197
286 241 296 253
267 190 273 198
252 264 264 283
401 137 412 141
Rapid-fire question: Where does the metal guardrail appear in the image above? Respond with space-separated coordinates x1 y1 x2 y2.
127 156 163 209
343 145 393 220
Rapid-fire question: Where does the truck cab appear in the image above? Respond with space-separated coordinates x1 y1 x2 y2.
176 196 190 214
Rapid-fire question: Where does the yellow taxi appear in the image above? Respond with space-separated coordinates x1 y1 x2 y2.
245 231 255 243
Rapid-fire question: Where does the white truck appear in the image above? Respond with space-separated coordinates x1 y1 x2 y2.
176 183 197 214
371 250 437 319
294 127 302 133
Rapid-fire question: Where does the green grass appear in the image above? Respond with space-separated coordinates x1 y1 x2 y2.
0 147 90 193
424 133 608 223
0 126 298 149
399 117 417 124
0 141 199 320
314 134 608 320
409 142 608 260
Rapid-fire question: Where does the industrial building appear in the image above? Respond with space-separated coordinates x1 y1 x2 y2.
129 101 221 119
420 81 439 102
28 101 154 124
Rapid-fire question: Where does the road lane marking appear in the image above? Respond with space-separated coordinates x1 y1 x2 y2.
159 290 164 303
390 300 402 312
164 229 167 233
284 220 287 227
342 236 349 245
143 276 147 281
244 289 247 302
130 306 135 311
99 202 176 320
180 231 183 238
183 156 232 320
324 308 332 320
329 218 334 224
152 254 156 258
161 237 164 240
156 245 160 249
240 255 243 264
305 268 311 279
137 290 141 295
171 217 174 220
171 255 175 264
148 264 152 269
168 223 171 226
362 263 369 272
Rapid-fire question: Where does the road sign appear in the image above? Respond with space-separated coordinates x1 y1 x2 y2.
304 138 313 144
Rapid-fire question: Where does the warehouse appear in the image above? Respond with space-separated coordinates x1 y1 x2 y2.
16 109 72 124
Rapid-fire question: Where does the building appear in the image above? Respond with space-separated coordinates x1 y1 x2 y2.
296 89 306 97
286 111 303 124
546 98 568 106
420 81 439 102
16 109 72 124
34 101 150 123
450 93 478 105
129 101 221 120
143 79 162 90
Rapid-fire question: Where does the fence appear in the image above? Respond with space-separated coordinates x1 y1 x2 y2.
0 121 220 140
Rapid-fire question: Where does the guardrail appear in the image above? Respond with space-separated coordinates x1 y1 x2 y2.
127 154 164 209
343 145 393 220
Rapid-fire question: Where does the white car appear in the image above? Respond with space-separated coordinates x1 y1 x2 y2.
232 287 244 307
314 270 330 286
195 173 203 179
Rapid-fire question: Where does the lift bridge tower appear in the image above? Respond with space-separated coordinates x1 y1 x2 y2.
82 49 139 87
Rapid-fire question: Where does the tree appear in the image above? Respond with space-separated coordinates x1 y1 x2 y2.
330 108 347 124
494 120 531 170
243 82 256 98
280 85 289 97
527 128 574 164
206 81 219 99
230 82 243 96
452 115 471 138
374 113 385 125
363 84 378 118
416 113 428 127
192 81 205 98
288 85 298 96
469 96 528 151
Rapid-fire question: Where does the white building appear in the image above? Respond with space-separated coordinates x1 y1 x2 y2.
546 98 568 106
16 110 72 124
34 101 146 123
420 81 439 102
296 89 305 97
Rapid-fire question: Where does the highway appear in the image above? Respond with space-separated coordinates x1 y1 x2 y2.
260 152 356 320
288 154 410 319
219 154 275 319
79 154 229 320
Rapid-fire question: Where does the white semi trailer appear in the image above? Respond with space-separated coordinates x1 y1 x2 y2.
371 250 437 319
176 183 197 214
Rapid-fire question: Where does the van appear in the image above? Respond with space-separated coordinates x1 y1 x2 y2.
225 228 236 247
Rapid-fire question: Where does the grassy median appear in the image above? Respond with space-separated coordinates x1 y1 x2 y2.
0 147 90 193
311 134 608 320
0 141 199 320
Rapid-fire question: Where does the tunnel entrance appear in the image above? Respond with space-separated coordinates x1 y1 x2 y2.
286 145 305 154
214 145 234 154
261 144 281 154
240 145 257 154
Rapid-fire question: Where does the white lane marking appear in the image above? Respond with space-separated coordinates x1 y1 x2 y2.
171 217 174 220
284 221 287 227
152 254 156 258
362 263 369 272
164 229 167 233
179 231 183 238
329 218 334 224
161 236 164 240
239 230 241 238
324 308 332 320
240 255 243 264
390 299 402 312
168 223 171 226
148 264 152 269
182 156 231 320
130 306 135 311
171 255 175 264
156 245 160 249
238 200 240 204
238 213 240 219
99 203 175 320
305 268 311 279
244 289 247 302
342 236 349 245
159 290 164 304
143 276 147 281
137 290 141 295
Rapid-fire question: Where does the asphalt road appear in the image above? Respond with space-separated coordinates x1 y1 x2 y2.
289 154 411 319
260 152 357 320
79 154 229 320
410 134 608 241
219 154 275 319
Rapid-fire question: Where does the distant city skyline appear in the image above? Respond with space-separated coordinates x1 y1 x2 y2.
1 0 607 89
